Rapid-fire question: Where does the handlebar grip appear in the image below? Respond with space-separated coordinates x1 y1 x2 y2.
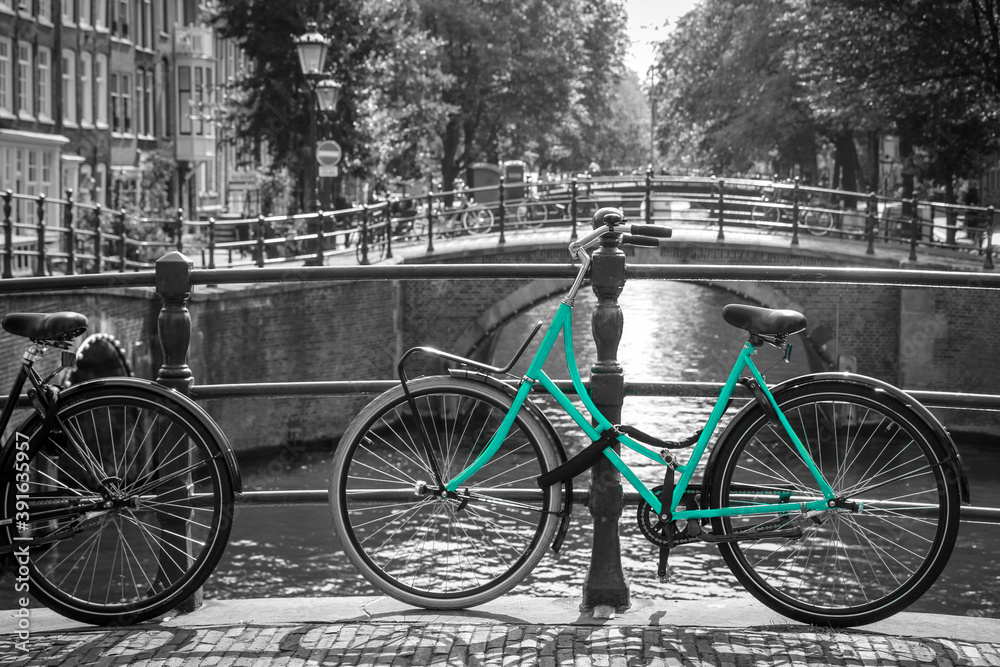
621 234 659 247
630 224 672 238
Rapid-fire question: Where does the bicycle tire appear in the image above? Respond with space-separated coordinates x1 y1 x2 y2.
515 202 547 229
751 205 780 229
329 376 563 609
462 207 494 234
706 380 960 627
806 210 836 236
0 379 236 626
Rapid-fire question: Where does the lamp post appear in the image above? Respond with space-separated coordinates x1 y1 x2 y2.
295 23 341 264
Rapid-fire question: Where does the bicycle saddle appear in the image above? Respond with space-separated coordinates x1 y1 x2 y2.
722 304 806 336
2 312 89 342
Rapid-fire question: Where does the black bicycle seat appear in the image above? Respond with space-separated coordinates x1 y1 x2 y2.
722 304 806 335
2 312 89 342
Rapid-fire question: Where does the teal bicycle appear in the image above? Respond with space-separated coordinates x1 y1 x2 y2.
329 208 969 627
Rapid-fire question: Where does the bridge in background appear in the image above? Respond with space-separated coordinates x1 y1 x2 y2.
2 174 996 276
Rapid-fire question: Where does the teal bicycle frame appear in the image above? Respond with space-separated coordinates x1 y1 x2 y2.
444 232 838 524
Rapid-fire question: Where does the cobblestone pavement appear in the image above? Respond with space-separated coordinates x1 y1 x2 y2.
3 621 1000 666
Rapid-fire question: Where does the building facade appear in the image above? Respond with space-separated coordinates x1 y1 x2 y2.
0 0 257 228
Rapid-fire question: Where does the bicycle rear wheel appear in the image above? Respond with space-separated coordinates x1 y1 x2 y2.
806 210 835 236
462 207 495 234
329 376 563 609
707 380 961 626
1 380 236 625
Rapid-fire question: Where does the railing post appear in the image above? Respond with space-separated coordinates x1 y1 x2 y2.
359 204 370 265
175 208 184 252
309 210 326 266
581 218 630 613
790 180 800 246
866 192 877 256
716 178 725 242
93 204 103 274
35 193 47 277
118 208 128 272
384 208 393 260
909 196 919 262
64 188 76 275
154 251 200 612
644 166 653 225
254 215 266 267
985 206 995 270
4 189 14 278
498 173 506 245
570 178 579 241
207 217 216 270
426 190 435 253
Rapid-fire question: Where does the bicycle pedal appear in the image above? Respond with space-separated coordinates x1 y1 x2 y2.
658 567 671 584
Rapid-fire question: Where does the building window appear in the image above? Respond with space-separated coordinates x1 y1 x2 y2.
121 72 131 133
62 0 74 25
16 41 32 118
178 65 190 135
62 50 77 125
38 0 51 22
94 0 106 29
143 69 152 135
0 0 11 13
79 0 91 26
37 47 51 120
110 71 118 132
113 0 129 39
95 54 107 124
0 38 11 115
135 68 144 135
80 52 93 125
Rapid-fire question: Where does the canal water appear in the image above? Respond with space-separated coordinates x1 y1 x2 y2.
204 280 999 618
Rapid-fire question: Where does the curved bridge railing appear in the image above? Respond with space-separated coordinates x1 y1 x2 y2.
2 174 997 277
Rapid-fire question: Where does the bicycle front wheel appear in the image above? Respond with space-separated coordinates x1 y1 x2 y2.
707 380 961 627
1 380 236 625
329 376 563 609
807 210 836 236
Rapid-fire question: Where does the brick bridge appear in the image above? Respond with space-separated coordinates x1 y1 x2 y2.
1 226 997 452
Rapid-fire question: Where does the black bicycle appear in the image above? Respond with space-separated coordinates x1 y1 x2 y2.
0 312 239 625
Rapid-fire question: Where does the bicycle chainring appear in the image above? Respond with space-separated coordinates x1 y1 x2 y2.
637 485 700 547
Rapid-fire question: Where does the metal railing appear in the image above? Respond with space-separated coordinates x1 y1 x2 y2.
4 174 997 276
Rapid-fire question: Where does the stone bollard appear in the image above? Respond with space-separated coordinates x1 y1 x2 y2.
154 251 199 611
581 216 630 614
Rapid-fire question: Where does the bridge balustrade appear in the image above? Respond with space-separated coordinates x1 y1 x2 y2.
4 176 997 276
2 256 1000 613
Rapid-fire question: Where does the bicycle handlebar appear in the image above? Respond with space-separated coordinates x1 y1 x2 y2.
569 208 673 259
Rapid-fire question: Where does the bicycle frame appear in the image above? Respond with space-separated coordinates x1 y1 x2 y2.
443 236 839 523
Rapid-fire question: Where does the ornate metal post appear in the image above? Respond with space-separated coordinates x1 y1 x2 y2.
93 204 103 274
866 192 877 256
790 179 800 246
358 204 370 265
385 209 393 260
426 190 435 253
4 189 14 278
175 207 184 252
254 215 266 267
64 188 75 275
570 178 579 241
311 210 326 266
985 206 995 271
909 196 919 262
581 219 630 613
716 178 725 242
154 251 199 611
498 173 506 245
207 217 216 270
644 166 653 225
118 208 128 272
35 194 47 277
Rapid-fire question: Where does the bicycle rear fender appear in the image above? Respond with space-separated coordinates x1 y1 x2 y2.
447 369 575 552
701 372 970 507
2 377 243 494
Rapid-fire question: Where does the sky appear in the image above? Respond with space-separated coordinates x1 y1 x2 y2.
624 0 700 77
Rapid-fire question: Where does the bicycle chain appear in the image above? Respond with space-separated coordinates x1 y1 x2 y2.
636 485 701 547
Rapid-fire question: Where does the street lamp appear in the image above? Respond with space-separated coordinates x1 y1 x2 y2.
294 22 334 213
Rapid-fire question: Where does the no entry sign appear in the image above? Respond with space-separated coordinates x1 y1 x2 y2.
316 140 342 166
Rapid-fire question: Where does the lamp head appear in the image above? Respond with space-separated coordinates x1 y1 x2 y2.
294 21 329 77
315 79 342 112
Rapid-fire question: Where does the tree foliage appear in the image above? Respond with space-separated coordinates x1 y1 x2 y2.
213 0 633 202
